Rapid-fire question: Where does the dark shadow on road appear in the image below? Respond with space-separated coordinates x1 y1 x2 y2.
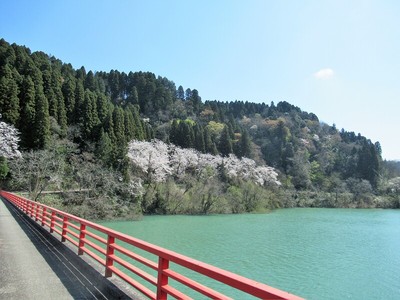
1 198 142 299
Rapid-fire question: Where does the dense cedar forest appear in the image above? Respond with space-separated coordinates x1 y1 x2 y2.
1 38 399 219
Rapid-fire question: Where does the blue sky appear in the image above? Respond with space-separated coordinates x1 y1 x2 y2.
1 0 399 160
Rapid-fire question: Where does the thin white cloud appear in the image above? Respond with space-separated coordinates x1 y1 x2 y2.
314 68 334 80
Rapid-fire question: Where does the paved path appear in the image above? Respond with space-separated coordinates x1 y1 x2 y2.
0 197 141 300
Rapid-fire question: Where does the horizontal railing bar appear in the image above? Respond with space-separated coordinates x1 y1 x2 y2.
111 243 158 270
109 233 300 299
65 235 79 247
54 215 63 222
53 228 62 236
110 254 157 286
66 221 80 231
65 228 79 239
162 284 193 300
163 269 232 300
82 229 107 244
0 191 303 300
82 238 107 256
108 266 157 300
80 246 106 266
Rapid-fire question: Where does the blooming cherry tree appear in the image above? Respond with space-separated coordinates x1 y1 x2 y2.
127 139 281 186
0 118 21 158
169 146 199 177
127 140 172 183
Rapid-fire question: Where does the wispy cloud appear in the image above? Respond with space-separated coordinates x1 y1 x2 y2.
314 68 334 80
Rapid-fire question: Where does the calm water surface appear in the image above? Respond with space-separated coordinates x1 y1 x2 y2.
101 209 400 299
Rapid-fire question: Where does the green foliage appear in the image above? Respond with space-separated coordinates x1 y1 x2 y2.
0 156 9 180
0 64 20 125
19 75 36 148
218 126 233 156
1 37 397 216
33 85 50 148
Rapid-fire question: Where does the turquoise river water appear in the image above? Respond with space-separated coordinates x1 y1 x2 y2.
101 208 400 299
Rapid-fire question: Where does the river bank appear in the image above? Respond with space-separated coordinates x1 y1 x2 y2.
31 189 400 222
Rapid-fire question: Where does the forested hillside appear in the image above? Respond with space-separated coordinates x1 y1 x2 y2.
1 38 399 218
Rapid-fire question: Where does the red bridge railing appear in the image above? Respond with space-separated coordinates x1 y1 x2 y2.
0 190 303 300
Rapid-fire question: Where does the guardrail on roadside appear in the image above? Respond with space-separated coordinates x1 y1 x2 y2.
0 190 303 300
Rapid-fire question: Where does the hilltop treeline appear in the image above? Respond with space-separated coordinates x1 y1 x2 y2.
0 38 399 218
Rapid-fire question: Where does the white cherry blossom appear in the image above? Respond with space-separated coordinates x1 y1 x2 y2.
0 119 21 158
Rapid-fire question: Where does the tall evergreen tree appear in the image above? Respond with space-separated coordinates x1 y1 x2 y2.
177 85 185 100
82 89 100 140
194 124 205 153
74 80 85 124
62 75 76 123
96 129 113 165
57 91 67 137
185 88 192 100
0 64 20 125
42 69 58 120
84 70 96 91
218 126 233 156
96 93 109 124
169 119 179 145
111 106 127 164
19 75 36 148
103 109 116 143
191 89 202 113
238 129 251 158
128 86 139 105
124 109 135 142
52 71 67 136
131 106 144 140
33 85 50 149
204 127 214 154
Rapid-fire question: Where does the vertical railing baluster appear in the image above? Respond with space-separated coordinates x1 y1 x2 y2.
41 207 46 226
35 203 39 221
105 235 115 277
157 257 170 300
78 224 86 255
61 216 68 242
50 211 56 233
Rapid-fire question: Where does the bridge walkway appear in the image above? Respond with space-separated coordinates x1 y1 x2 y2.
0 197 140 300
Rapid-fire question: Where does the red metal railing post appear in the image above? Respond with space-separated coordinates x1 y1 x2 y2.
27 200 31 217
61 216 68 242
78 224 86 255
29 201 33 217
19 196 23 211
0 191 304 300
105 235 115 277
50 211 56 233
157 257 170 300
35 203 39 221
41 207 46 226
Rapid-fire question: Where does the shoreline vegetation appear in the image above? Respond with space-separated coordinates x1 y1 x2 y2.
0 37 399 220
13 186 400 223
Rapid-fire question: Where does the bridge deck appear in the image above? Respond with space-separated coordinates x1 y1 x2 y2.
0 197 140 300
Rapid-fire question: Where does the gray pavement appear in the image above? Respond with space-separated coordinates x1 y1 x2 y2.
0 197 143 300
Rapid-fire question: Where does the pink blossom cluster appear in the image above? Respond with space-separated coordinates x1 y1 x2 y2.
127 139 280 185
0 120 21 158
